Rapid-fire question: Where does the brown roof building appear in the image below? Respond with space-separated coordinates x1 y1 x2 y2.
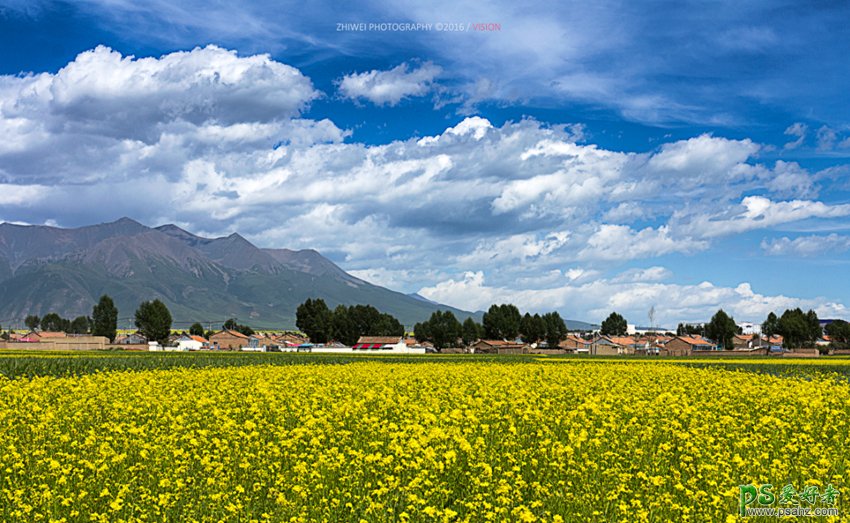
662 336 716 356
210 329 250 350
559 335 592 353
24 331 67 341
471 339 529 354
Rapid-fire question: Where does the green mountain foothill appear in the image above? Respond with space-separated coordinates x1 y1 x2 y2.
0 218 477 329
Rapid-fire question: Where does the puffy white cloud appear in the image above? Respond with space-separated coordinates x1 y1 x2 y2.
1 46 848 326
4 45 317 141
338 61 441 106
458 231 571 266
648 134 759 181
578 225 707 261
678 196 850 238
761 234 850 257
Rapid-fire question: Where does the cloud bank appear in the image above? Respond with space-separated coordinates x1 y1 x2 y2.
0 46 847 325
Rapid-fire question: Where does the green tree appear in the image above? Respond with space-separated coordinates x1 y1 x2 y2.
135 300 173 345
776 307 812 349
189 323 205 337
676 323 703 336
25 315 40 331
418 310 462 350
331 305 357 345
40 313 69 332
223 318 254 336
806 309 822 342
762 312 778 338
414 320 431 344
91 295 118 342
825 320 850 346
330 304 404 346
542 311 568 349
520 313 547 344
461 317 483 347
600 312 628 336
372 311 405 337
296 298 333 343
705 309 737 349
69 316 91 334
482 304 522 340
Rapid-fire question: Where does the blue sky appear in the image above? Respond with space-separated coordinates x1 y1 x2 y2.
1 0 849 327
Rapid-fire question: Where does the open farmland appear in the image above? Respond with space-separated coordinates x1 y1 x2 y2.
0 354 847 521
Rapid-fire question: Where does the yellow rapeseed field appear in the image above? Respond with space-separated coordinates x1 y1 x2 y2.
0 360 846 522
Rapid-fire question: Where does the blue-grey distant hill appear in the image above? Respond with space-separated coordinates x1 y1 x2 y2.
0 218 481 329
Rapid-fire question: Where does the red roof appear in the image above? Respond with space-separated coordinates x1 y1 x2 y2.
677 336 714 347
34 331 67 338
213 329 249 339
477 339 525 347
353 343 387 349
356 336 402 344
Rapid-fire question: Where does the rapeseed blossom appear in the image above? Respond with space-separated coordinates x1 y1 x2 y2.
0 360 846 521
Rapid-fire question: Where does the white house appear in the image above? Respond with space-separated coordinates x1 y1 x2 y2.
176 335 208 351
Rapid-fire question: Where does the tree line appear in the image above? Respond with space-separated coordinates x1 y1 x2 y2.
8 295 174 346
296 300 571 351
295 299 404 346
671 307 844 350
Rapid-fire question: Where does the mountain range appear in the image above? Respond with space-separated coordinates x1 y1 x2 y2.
0 218 478 329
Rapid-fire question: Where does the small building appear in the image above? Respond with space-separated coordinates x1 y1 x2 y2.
333 336 424 354
176 335 209 351
25 335 108 350
560 335 592 354
609 336 638 355
589 335 637 355
209 329 250 350
816 335 832 347
273 333 309 346
470 339 529 354
733 334 754 349
115 332 148 345
662 335 716 356
353 336 401 349
22 331 67 342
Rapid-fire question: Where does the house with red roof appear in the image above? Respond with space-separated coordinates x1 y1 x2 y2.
470 339 529 354
209 328 250 350
661 335 717 356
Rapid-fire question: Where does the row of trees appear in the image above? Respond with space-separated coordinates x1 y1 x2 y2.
297 300 571 350
414 311 481 350
20 296 120 341
825 320 850 347
24 313 97 335
295 299 404 346
417 304 568 350
18 295 173 346
762 308 823 349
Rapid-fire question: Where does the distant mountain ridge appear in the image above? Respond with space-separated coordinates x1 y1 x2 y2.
0 218 477 329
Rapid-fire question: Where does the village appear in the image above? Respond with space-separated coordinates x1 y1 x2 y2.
1 320 846 357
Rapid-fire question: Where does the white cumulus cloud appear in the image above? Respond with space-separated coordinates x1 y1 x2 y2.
761 234 850 257
338 61 442 106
